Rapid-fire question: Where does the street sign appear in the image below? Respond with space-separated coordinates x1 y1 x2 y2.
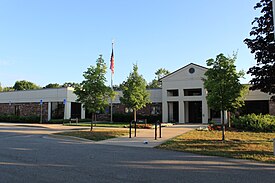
40 99 43 105
63 99 66 104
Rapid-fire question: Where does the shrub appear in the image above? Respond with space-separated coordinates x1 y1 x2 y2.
0 115 39 123
232 114 275 132
48 119 69 124
48 118 92 124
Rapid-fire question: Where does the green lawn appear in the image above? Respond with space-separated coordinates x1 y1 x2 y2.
157 130 275 163
56 128 129 141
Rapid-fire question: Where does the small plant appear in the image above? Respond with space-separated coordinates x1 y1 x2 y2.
207 120 222 131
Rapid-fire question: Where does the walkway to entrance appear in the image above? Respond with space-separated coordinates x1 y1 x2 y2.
97 124 205 148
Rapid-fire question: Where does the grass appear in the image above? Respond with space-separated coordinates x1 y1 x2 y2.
56 128 129 141
157 130 275 163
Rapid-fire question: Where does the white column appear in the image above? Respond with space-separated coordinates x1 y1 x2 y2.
47 102 51 121
202 99 209 124
162 102 168 123
185 102 189 123
64 101 71 120
220 110 228 124
81 104 85 119
202 88 209 124
179 101 185 123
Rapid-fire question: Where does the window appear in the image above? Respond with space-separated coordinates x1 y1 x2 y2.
151 106 161 115
14 106 20 116
184 88 202 96
71 102 81 119
51 102 64 119
167 89 179 96
189 68 195 74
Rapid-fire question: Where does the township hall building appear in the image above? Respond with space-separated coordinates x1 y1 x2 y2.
0 63 274 123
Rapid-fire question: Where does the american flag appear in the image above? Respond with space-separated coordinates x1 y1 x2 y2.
110 45 114 74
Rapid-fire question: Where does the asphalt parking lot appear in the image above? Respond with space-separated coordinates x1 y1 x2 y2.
0 123 274 183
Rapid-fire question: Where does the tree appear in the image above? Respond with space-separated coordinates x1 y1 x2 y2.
244 0 275 94
0 82 2 92
147 68 170 89
204 53 245 141
74 55 113 130
3 87 14 92
44 83 60 88
62 82 80 88
120 64 151 122
13 80 40 90
112 84 124 91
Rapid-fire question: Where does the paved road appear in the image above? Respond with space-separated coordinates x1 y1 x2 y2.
0 124 274 183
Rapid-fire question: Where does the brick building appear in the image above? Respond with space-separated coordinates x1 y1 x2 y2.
0 63 274 123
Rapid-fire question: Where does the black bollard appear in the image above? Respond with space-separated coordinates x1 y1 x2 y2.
155 121 157 140
129 120 132 138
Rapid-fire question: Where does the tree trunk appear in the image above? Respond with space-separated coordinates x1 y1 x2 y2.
221 110 225 141
133 109 137 122
90 113 94 131
228 112 231 128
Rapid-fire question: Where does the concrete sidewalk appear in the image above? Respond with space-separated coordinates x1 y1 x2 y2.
96 124 205 148
0 122 205 148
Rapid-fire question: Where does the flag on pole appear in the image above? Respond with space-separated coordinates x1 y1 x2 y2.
110 44 114 74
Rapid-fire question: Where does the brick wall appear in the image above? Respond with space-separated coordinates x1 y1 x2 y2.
0 102 48 121
0 103 14 115
113 103 162 116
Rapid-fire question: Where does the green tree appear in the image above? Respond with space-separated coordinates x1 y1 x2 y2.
112 84 123 91
74 55 113 130
13 80 40 90
0 82 2 92
62 82 80 88
120 64 151 122
3 87 14 92
204 53 245 141
244 0 275 94
44 83 60 88
147 68 170 89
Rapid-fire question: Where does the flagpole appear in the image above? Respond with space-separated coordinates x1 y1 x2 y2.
110 42 114 123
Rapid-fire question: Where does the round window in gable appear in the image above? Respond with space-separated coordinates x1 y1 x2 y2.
189 68 195 74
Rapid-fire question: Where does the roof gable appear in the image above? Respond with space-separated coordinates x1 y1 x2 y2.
160 63 208 82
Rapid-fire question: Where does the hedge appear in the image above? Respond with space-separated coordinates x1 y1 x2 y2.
232 114 275 132
0 115 40 123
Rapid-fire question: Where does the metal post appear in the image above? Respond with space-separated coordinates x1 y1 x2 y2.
159 121 162 138
155 121 157 140
134 120 137 137
129 120 132 138
40 103 42 124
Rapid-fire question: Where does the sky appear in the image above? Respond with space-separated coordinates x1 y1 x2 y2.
0 0 261 88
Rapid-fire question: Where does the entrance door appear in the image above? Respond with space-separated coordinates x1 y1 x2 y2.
168 102 179 123
188 101 202 123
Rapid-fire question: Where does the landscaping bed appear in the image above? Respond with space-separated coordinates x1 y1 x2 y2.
55 129 128 141
157 130 275 163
